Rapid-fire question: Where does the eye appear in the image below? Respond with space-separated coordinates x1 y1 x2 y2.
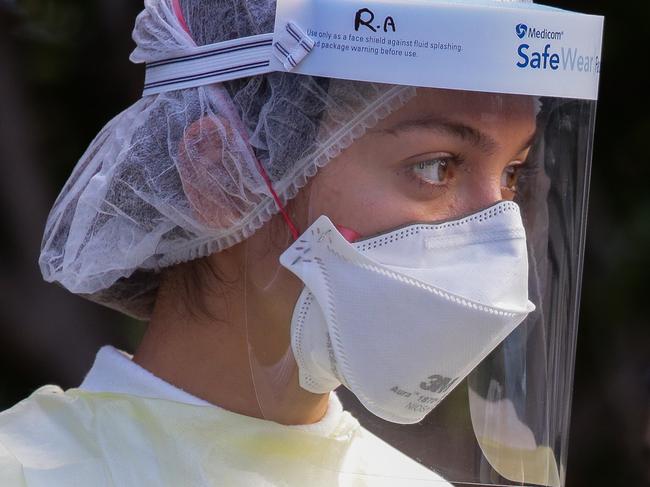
501 163 522 193
412 159 451 186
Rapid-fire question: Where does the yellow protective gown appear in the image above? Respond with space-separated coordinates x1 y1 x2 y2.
0 348 452 486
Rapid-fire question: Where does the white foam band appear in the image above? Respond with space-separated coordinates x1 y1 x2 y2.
143 1 604 100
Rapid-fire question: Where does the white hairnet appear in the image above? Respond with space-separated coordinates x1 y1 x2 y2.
39 0 531 319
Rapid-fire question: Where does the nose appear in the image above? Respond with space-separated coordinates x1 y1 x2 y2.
457 177 505 216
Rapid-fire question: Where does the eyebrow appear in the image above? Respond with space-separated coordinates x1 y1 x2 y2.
370 116 536 155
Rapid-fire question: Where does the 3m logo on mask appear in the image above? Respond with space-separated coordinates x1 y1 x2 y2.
420 374 459 394
514 22 600 74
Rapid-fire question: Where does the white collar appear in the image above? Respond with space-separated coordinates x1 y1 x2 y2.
79 345 211 406
79 345 346 435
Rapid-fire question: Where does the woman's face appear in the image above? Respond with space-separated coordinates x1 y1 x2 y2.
233 87 539 423
302 87 537 236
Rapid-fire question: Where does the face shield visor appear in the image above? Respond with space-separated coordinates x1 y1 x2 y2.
239 91 598 486
41 0 603 485
222 1 602 485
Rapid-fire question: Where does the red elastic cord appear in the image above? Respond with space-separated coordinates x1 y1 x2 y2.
172 0 191 36
172 3 300 240
254 159 301 240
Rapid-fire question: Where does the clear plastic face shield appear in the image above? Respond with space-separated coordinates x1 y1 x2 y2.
47 0 602 485
239 90 597 486
221 1 601 483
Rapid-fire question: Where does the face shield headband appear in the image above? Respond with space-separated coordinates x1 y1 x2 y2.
143 0 603 101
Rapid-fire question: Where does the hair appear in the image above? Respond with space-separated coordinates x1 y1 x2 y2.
150 0 321 322
162 198 301 322
160 256 231 323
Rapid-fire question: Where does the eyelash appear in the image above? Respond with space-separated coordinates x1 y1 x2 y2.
407 155 525 195
407 154 464 188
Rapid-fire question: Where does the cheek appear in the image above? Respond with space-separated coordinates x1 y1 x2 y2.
304 160 375 229
305 156 418 236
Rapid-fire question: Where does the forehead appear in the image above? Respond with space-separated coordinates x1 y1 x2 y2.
376 87 537 133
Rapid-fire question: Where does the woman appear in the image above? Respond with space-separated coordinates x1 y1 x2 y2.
0 0 603 485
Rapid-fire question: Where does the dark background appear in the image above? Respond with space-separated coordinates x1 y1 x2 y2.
0 1 648 486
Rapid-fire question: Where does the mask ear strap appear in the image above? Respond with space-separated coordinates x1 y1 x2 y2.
252 155 301 240
209 84 301 240
171 0 191 37
171 0 301 240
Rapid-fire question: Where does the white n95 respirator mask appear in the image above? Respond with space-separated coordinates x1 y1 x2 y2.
280 201 535 424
